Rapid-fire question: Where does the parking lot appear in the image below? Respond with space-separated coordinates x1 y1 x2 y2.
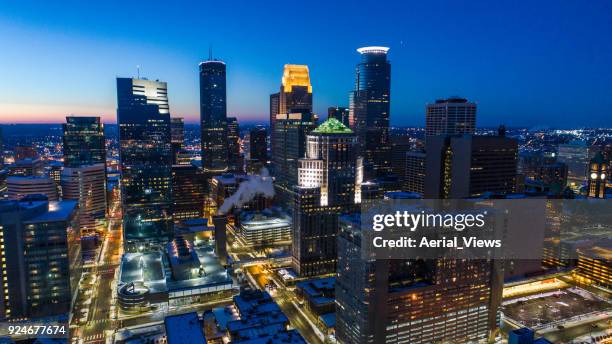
503 288 611 329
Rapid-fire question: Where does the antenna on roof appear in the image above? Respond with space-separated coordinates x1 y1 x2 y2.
209 45 213 60
137 65 140 79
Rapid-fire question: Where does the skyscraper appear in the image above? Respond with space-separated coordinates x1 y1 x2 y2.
200 59 229 174
425 97 477 138
170 117 184 165
227 117 243 174
172 163 206 220
62 116 106 167
249 125 267 164
292 118 361 276
272 112 317 210
116 77 173 249
335 213 502 344
405 150 426 195
270 65 313 162
62 115 107 235
0 196 81 319
349 46 392 180
425 133 518 198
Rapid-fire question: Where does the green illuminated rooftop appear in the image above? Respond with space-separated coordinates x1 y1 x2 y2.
312 117 353 134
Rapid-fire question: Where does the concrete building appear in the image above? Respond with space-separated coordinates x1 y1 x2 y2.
425 134 518 198
0 196 81 319
335 213 502 344
7 176 58 201
425 97 476 138
293 118 361 276
61 163 107 235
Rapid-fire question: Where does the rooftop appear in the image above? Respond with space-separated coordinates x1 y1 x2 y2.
356 46 390 54
312 117 353 134
232 329 306 344
24 200 77 223
164 312 206 344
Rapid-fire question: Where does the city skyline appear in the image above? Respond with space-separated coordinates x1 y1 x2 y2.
1 1 612 127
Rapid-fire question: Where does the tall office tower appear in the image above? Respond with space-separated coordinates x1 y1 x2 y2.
425 133 518 198
272 113 317 210
349 46 392 181
270 65 313 161
587 152 608 198
425 97 477 138
61 164 107 235
390 135 412 179
200 59 229 175
557 141 589 190
249 125 267 165
62 115 107 234
0 196 81 319
328 106 350 127
292 118 361 276
116 77 173 249
227 117 243 174
6 176 58 201
170 117 184 165
335 215 502 344
63 116 106 167
405 150 426 195
172 163 206 220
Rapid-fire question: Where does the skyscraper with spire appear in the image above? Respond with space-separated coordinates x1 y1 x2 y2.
200 51 229 175
349 46 392 181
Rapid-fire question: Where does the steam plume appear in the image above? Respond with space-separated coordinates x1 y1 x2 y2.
217 168 274 214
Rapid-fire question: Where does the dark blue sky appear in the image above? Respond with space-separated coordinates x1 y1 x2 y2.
0 0 611 127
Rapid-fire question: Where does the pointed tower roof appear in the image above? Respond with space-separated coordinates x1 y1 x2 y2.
312 117 353 134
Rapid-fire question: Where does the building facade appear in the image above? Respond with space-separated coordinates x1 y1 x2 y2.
61 164 107 235
116 77 173 249
349 46 392 180
270 65 313 164
425 97 477 138
172 163 206 220
227 117 243 174
6 176 58 201
0 197 81 319
200 59 229 174
328 106 350 127
63 116 106 168
292 118 361 276
272 112 317 210
335 214 502 344
425 134 518 198
170 117 184 165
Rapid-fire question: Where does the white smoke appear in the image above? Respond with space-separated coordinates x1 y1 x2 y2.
217 168 275 215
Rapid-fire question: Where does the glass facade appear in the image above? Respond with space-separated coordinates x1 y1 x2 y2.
227 117 243 174
62 116 106 168
116 78 173 249
350 47 392 180
200 60 229 173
